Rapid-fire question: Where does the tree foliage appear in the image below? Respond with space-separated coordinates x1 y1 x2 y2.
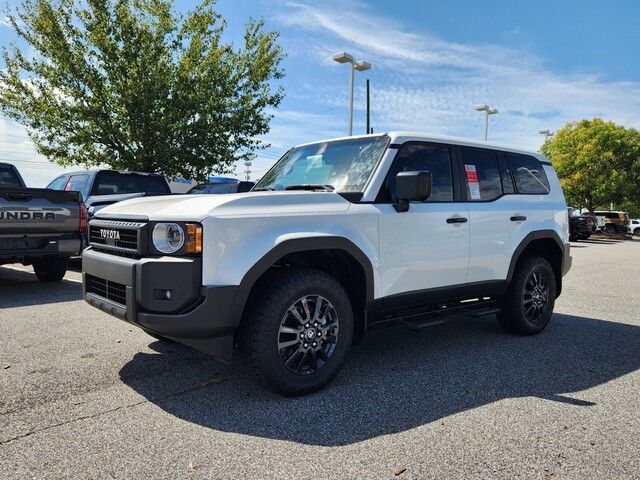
0 0 285 180
541 118 640 213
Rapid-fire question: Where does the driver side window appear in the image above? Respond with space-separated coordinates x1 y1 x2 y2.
377 143 454 202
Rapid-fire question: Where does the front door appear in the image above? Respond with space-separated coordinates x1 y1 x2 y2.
377 142 470 299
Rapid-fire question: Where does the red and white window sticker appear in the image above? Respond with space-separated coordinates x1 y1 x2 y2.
464 164 481 200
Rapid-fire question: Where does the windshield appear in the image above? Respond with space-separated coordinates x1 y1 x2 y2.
91 172 169 195
253 135 389 192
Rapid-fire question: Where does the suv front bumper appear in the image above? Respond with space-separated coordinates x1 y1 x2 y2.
82 248 238 362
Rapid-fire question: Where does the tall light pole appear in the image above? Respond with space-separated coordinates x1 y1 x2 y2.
474 104 498 141
332 52 371 136
539 129 554 141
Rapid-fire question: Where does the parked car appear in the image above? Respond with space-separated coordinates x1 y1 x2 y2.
82 132 571 395
47 170 171 218
1 162 86 282
628 219 640 236
187 180 254 195
568 208 595 241
592 210 630 233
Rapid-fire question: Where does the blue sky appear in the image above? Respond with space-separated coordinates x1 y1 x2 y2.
1 0 640 185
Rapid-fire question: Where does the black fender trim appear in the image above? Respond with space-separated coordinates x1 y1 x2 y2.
506 230 568 294
227 237 376 328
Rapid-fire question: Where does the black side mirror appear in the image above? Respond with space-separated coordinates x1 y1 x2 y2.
393 171 432 212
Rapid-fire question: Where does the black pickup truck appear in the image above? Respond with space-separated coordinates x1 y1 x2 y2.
0 163 86 282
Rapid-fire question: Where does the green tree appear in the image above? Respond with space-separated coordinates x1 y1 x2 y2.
0 0 284 180
541 119 640 212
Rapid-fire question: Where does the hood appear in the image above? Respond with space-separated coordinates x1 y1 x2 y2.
93 191 351 221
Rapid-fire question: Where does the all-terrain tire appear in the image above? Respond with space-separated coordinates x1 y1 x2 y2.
33 256 67 283
241 267 354 396
497 255 556 335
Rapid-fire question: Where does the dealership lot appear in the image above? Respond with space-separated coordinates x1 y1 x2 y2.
1 239 639 479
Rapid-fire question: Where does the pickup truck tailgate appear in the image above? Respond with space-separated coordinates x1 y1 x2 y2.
0 188 81 235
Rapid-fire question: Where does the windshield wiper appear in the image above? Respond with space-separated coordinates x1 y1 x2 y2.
284 184 334 192
252 187 275 191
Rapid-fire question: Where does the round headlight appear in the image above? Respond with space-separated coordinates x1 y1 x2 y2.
152 223 185 254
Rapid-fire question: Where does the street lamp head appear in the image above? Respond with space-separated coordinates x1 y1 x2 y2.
539 129 553 136
354 60 371 71
332 52 354 64
474 104 489 112
488 108 498 115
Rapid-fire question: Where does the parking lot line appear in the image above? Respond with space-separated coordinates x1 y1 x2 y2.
1 264 83 283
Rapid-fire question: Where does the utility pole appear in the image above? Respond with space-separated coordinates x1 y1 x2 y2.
474 104 499 141
366 79 370 135
539 129 554 141
332 52 372 136
244 157 252 181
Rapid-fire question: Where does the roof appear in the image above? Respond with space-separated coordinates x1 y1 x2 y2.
60 169 165 177
295 131 544 158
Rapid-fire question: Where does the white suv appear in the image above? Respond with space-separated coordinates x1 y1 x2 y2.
82 132 571 395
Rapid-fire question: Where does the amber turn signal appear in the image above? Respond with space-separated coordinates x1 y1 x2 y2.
185 223 202 253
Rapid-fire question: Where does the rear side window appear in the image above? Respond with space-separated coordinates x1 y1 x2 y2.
378 143 454 202
91 172 169 195
65 174 89 192
0 166 23 188
459 147 502 201
509 154 550 194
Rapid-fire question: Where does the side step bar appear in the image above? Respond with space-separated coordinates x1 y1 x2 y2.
395 299 501 330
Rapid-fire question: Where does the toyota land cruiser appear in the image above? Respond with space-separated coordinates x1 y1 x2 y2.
82 132 571 395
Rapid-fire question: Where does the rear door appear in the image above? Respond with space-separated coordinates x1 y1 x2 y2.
508 153 555 235
458 146 525 283
377 142 469 298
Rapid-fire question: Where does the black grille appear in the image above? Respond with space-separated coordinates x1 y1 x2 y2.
88 220 146 256
85 274 127 306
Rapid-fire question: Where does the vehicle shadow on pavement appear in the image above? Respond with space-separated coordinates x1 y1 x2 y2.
119 313 640 446
0 267 82 308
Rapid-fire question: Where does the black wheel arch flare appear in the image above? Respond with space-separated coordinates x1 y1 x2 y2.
506 230 567 297
227 237 376 329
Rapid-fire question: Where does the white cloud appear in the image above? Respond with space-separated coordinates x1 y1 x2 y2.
276 0 640 150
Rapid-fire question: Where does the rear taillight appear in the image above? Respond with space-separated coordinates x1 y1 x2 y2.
79 203 88 234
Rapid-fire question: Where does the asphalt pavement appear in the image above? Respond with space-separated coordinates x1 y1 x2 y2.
1 238 639 479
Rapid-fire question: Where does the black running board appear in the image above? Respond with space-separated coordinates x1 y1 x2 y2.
393 299 501 330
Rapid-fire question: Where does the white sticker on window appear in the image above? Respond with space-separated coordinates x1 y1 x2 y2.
465 164 481 200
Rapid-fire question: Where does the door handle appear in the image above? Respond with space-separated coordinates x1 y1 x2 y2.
510 215 527 222
446 217 468 224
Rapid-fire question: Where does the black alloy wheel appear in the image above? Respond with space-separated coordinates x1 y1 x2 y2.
277 295 339 375
522 269 551 324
